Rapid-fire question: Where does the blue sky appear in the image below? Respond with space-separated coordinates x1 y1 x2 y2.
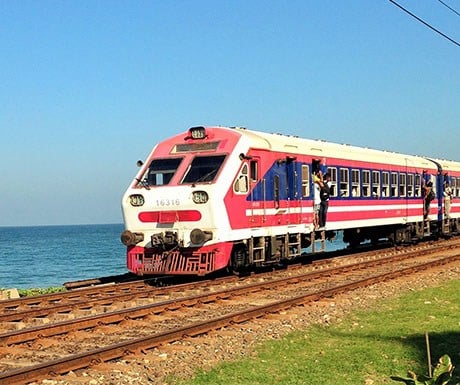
1 0 459 227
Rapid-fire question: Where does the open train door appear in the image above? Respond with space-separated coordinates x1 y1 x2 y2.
285 155 301 224
247 157 263 227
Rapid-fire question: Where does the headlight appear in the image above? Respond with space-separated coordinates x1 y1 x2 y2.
188 126 207 139
129 194 145 206
192 190 208 204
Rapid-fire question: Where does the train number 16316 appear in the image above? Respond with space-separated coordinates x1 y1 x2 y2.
156 198 181 207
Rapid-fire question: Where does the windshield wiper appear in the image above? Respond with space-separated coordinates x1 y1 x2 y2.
135 178 151 190
195 169 217 183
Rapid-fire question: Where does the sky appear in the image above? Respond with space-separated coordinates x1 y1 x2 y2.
1 0 459 227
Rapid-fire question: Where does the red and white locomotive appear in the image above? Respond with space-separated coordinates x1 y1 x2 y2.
121 126 460 275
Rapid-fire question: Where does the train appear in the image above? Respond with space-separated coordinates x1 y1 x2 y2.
120 125 460 276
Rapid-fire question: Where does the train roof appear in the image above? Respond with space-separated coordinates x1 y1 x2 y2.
222 126 435 169
429 158 460 174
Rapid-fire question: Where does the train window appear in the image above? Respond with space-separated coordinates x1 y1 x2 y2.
351 169 360 197
250 160 258 182
181 155 226 184
301 165 310 197
372 171 380 198
407 174 414 197
456 178 460 197
327 167 337 197
382 172 389 197
362 170 370 197
234 164 249 193
390 172 398 197
340 168 349 197
144 158 183 187
415 174 422 197
399 173 406 197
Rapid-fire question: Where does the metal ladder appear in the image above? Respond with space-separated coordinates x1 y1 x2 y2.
249 236 265 263
285 233 301 259
310 230 326 253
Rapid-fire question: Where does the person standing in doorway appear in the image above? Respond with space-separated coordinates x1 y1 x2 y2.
319 172 331 229
444 181 453 218
313 170 322 230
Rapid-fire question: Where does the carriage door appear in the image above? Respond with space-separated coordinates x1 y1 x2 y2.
248 158 263 226
286 156 300 224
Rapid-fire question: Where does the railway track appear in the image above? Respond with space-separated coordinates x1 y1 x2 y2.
0 240 459 385
0 240 453 326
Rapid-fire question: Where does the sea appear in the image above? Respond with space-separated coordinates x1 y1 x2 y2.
0 224 347 290
0 224 127 289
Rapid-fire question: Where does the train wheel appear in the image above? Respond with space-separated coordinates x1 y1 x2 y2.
229 243 248 274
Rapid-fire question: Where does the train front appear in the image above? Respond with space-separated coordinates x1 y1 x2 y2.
121 126 242 276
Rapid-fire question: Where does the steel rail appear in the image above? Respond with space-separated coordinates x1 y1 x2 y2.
0 275 235 322
0 274 199 312
0 254 458 385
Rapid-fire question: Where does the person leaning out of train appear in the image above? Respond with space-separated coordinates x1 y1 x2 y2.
444 181 453 218
319 172 331 229
423 180 435 220
312 170 322 230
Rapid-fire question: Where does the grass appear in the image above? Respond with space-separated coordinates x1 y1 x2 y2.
175 279 460 385
17 287 66 297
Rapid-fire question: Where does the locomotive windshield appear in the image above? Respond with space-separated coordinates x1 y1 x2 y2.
181 155 226 184
140 158 183 187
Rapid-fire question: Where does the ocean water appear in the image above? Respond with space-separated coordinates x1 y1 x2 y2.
0 224 127 289
0 224 347 290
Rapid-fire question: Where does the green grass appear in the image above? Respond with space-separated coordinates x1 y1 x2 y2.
17 287 66 297
175 279 460 385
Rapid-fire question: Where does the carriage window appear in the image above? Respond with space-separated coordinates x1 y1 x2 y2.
415 174 422 197
301 165 310 197
399 173 406 197
142 157 183 187
234 164 249 193
340 168 349 197
391 172 398 197
362 170 370 197
407 174 414 197
182 155 226 184
351 169 360 197
250 160 258 181
372 171 380 198
382 172 389 197
453 177 459 197
327 167 338 197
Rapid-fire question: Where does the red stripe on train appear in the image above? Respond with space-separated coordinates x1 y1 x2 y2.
138 210 202 223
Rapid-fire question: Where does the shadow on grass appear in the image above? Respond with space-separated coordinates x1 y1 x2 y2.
324 329 460 382
404 331 460 381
